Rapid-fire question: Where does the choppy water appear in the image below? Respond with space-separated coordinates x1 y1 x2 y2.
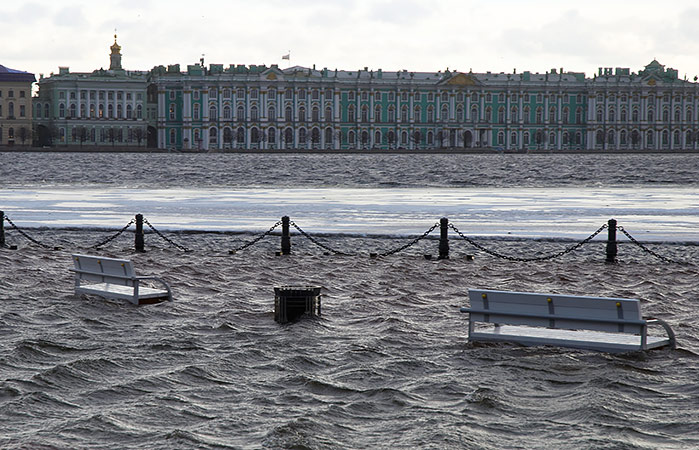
1 152 699 449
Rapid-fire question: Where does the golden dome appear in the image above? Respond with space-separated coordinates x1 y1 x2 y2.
110 34 121 54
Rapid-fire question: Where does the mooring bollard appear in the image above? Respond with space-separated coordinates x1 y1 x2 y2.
135 214 145 252
0 210 5 248
439 217 449 260
281 216 291 255
274 286 321 323
606 218 617 263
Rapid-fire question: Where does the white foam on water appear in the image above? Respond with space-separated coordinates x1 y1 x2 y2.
1 186 698 241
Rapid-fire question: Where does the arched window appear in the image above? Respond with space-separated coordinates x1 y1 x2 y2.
209 127 218 145
299 106 306 122
169 129 176 145
497 131 505 145
427 131 434 146
511 106 518 122
210 105 217 119
414 106 421 123
549 132 556 145
607 130 615 145
136 104 142 119
511 132 518 147
662 129 669 146
388 107 395 122
675 108 681 122
348 130 355 145
361 106 368 122
223 127 233 144
81 104 87 118
268 128 276 144
523 131 530 146
193 104 200 121
223 106 231 120
250 106 258 121
268 106 275 121
325 106 332 122
9 102 15 118
535 107 543 124
632 109 639 122
620 109 627 122
237 105 245 121
673 130 681 148
251 127 260 144
45 104 51 118
116 104 122 119
575 132 582 146
523 106 530 124
596 130 604 145
311 127 321 146
647 130 654 145
99 104 105 118
596 108 603 122
549 106 556 123
562 107 569 124
360 130 369 148
686 130 694 147
498 107 505 124
59 103 65 118
374 105 382 123
663 109 669 122
426 107 433 123
312 107 320 122
285 106 293 122
126 104 133 119
401 106 408 122
647 109 654 122
620 130 627 146
169 105 175 120
441 105 449 121
108 104 114 118
401 131 408 145
575 107 583 124
348 105 356 122
608 107 615 122
687 109 693 123
485 107 492 123
237 127 246 143
299 128 307 146
457 107 464 122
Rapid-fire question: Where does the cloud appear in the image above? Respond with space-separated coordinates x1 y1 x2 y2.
367 0 433 25
54 6 88 28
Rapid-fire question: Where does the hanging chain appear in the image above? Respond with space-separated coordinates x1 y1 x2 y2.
229 221 282 254
380 222 439 257
88 219 135 249
449 223 608 262
290 221 355 256
617 226 691 265
3 215 55 249
143 218 191 252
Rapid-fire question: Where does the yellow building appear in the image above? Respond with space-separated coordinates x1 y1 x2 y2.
0 64 36 147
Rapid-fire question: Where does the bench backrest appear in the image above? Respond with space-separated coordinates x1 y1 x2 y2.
468 289 644 334
73 254 135 286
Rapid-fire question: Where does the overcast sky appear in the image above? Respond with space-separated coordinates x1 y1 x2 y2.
4 0 699 80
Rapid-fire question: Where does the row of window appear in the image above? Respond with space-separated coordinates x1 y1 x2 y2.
167 103 588 125
594 107 696 123
594 129 696 147
55 126 147 143
0 126 29 142
36 103 144 120
0 102 27 118
0 90 27 98
57 91 143 101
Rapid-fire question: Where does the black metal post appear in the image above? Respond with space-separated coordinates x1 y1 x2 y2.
606 218 617 263
0 210 5 248
281 216 291 255
135 214 145 252
439 217 449 260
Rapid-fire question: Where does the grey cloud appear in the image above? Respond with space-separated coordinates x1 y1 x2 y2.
54 6 88 28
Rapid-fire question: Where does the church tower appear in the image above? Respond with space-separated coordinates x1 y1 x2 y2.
109 34 122 70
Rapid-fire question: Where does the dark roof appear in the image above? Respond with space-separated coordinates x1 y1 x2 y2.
0 64 36 82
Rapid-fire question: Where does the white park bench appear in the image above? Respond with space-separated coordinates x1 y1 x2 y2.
72 254 172 305
460 289 676 353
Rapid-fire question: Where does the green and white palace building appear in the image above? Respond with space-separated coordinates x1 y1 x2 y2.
31 37 699 151
150 59 699 151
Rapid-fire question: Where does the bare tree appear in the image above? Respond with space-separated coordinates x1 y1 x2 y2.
134 127 145 147
18 127 29 145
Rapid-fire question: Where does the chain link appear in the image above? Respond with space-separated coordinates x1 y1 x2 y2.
88 219 135 249
449 222 608 262
143 218 191 252
617 226 691 265
379 223 439 257
3 215 56 249
290 221 355 256
229 221 282 254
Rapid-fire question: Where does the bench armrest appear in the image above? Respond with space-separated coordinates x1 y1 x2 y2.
645 318 676 349
135 276 173 301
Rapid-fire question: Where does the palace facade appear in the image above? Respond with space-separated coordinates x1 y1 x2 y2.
0 64 35 147
32 36 153 148
149 59 699 151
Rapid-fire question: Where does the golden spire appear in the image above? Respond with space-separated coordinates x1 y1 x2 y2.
111 33 121 54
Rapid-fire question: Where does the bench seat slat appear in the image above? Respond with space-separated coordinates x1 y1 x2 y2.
470 325 671 353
